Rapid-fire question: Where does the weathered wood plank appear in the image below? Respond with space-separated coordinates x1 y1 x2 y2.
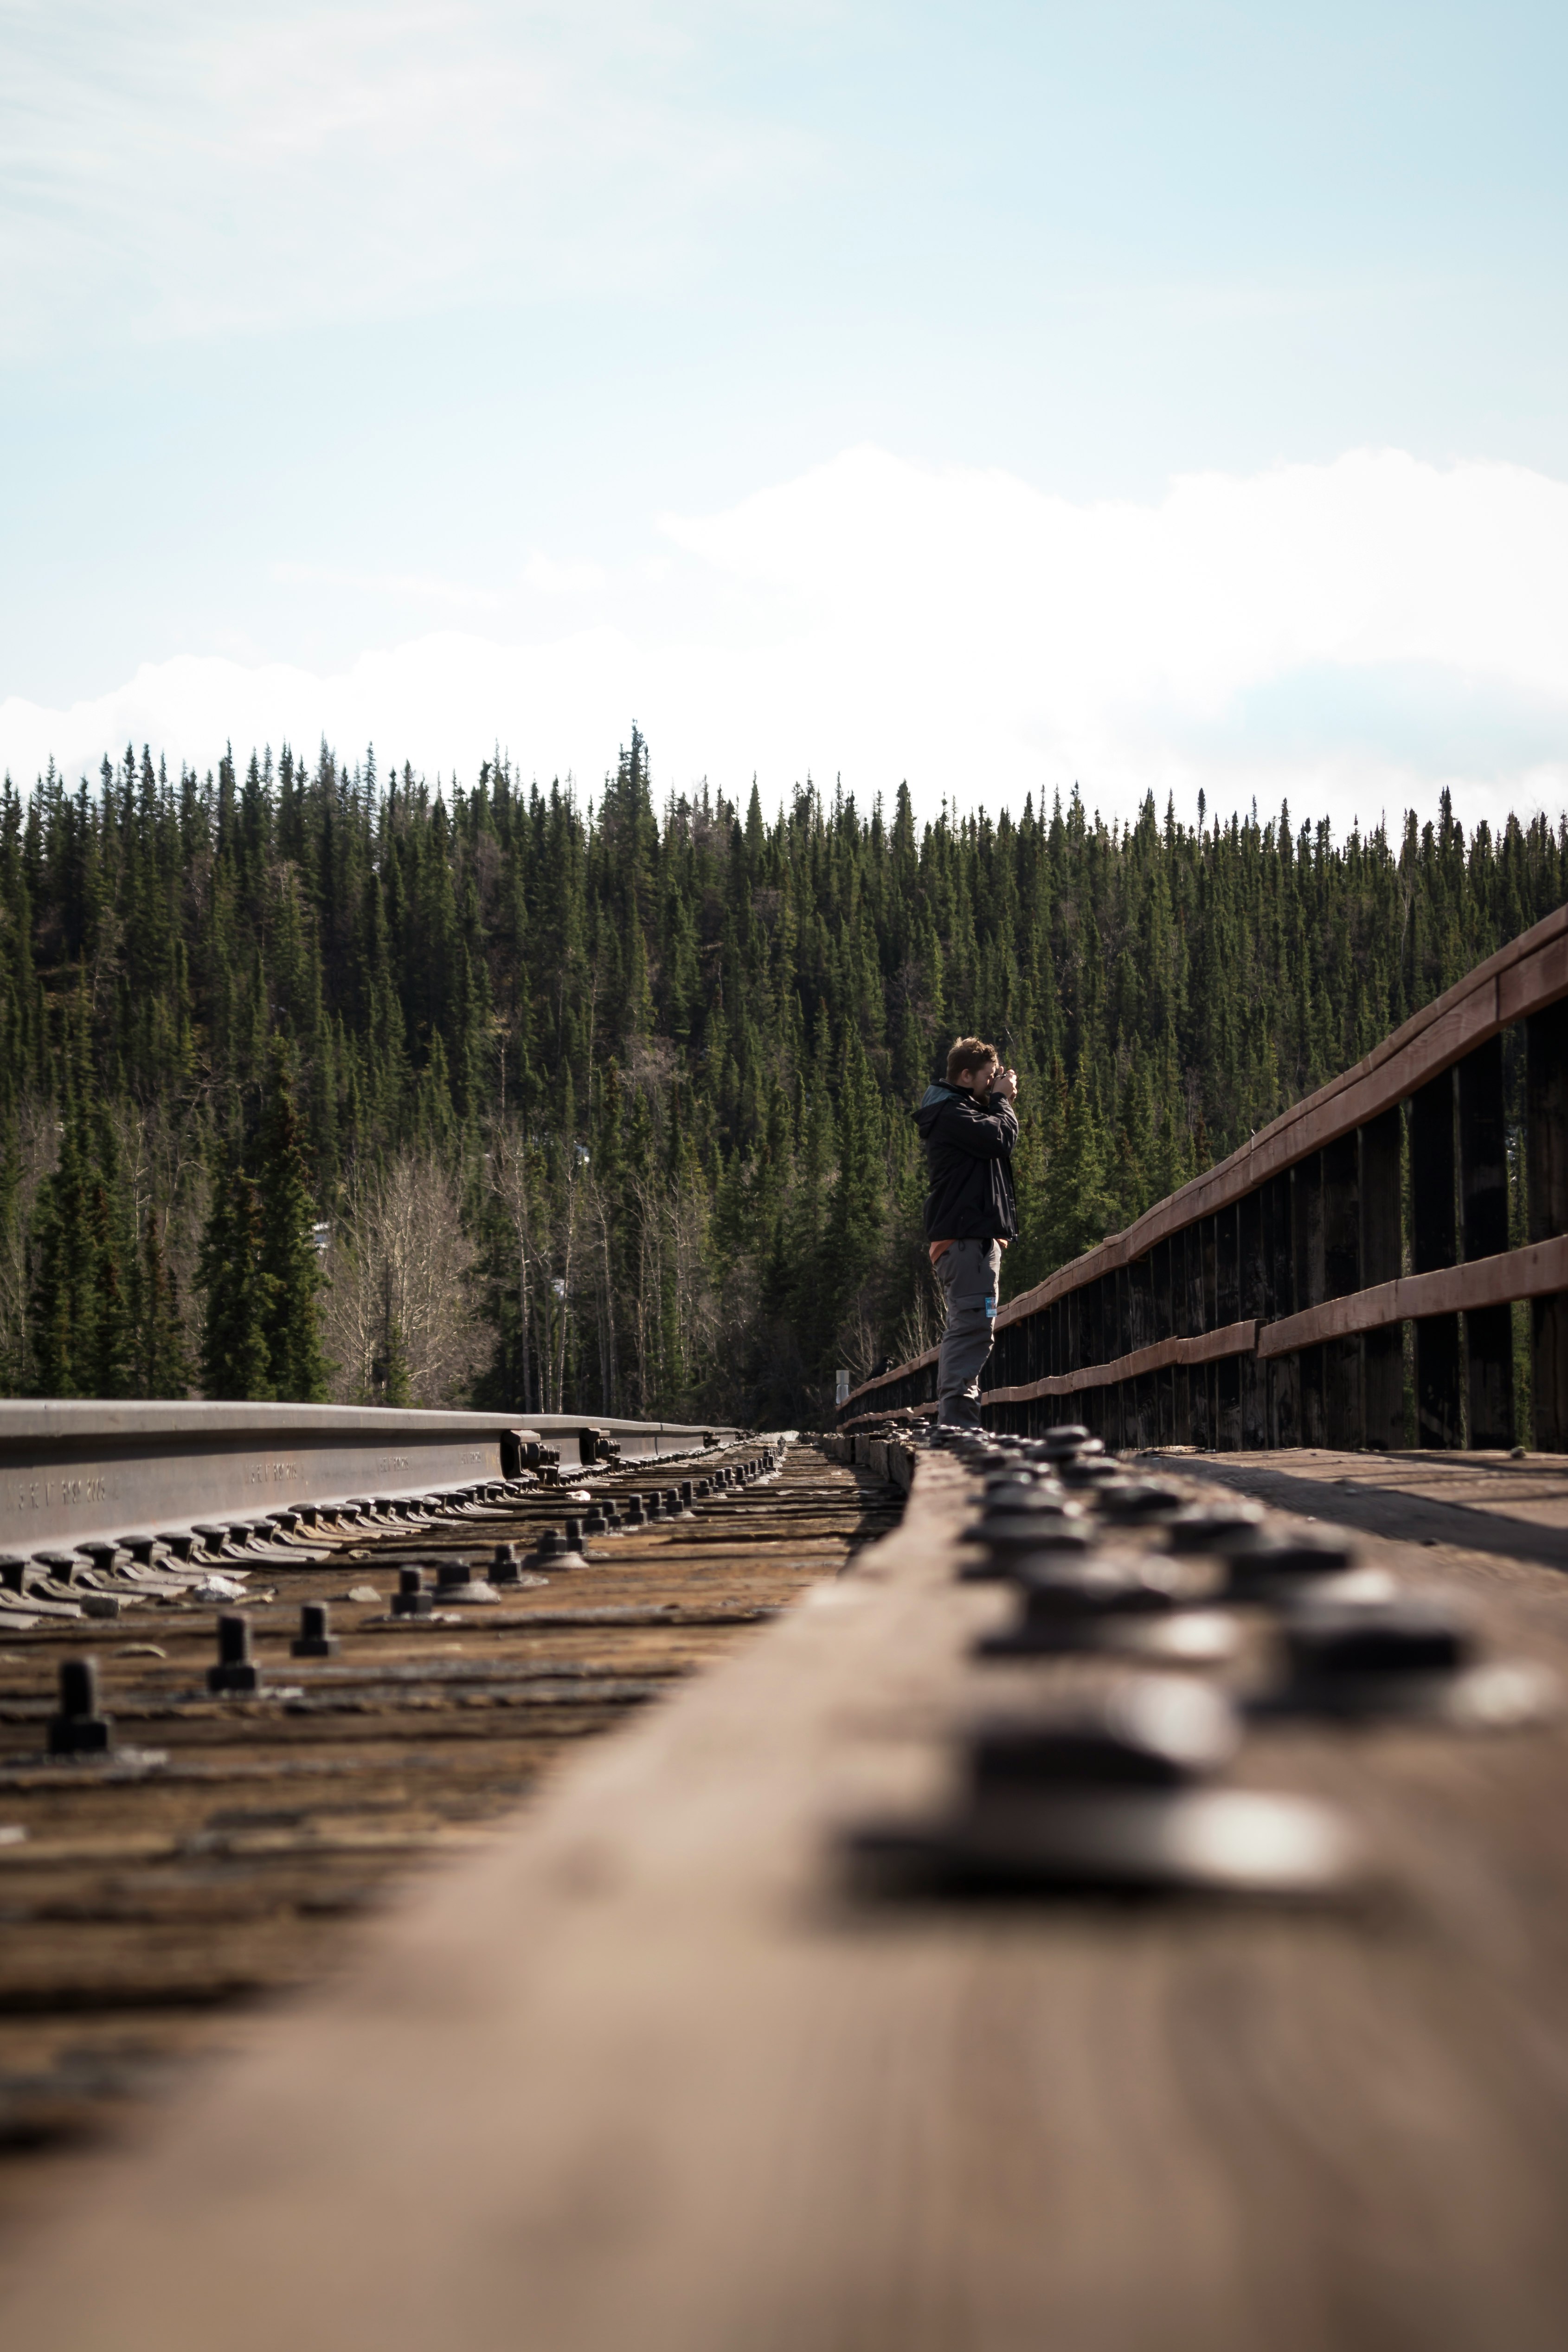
1255 1235 1568 1358
8 1450 1568 2350
984 1321 1257 1404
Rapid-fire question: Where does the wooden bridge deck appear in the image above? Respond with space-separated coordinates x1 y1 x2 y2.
5 1435 1568 2350
0 1442 896 2276
1146 1444 1568 1576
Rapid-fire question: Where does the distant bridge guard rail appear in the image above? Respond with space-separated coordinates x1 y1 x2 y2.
841 902 1568 1452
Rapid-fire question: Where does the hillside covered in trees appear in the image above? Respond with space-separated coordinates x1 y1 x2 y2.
0 732 1562 1423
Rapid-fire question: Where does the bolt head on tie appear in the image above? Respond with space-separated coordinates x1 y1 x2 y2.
491 1542 525 1586
208 1611 263 1694
528 1526 583 1569
292 1601 340 1658
391 1567 434 1619
47 1656 115 1754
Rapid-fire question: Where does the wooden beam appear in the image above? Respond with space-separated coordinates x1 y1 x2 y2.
1412 1070 1462 1447
1360 1107 1404 1448
1528 998 1568 1450
1459 1033 1514 1449
1255 1235 1568 1358
984 1321 1257 1406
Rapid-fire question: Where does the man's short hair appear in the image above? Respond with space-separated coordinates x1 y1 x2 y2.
946 1035 998 1085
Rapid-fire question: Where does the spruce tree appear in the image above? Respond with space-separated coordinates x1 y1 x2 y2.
256 1037 330 1403
0 725 1562 1420
199 1144 274 1400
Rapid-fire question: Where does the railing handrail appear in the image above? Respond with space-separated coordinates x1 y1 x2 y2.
845 900 1568 1414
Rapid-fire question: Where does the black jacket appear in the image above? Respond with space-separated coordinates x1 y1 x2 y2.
913 1084 1019 1243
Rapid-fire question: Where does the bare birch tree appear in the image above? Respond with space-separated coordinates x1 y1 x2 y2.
324 1150 485 1405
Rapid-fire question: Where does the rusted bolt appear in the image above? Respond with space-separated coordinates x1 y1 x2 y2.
292 1602 339 1658
391 1567 433 1619
208 1612 262 1694
48 1656 115 1754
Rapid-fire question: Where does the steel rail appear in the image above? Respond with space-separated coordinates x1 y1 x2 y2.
0 1401 736 1560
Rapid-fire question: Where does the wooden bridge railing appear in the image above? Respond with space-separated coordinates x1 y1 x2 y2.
840 904 1568 1452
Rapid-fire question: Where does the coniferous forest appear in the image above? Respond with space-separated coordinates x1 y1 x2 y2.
0 731 1562 1424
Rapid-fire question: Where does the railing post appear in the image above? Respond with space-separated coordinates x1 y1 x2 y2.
1295 1153 1326 1445
1113 1265 1131 1451
1265 1170 1298 1446
1172 1226 1193 1446
1527 998 1568 1449
1239 1187 1266 1447
1412 1070 1463 1446
1153 1239 1174 1446
1322 1132 1363 1448
1187 1224 1210 1448
1458 1033 1514 1448
1215 1204 1241 1449
1195 1214 1218 1447
1129 1254 1154 1448
1360 1106 1405 1449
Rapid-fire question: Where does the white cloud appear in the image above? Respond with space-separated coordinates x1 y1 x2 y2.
518 553 610 597
3 445 1567 836
0 1 811 351
270 562 503 612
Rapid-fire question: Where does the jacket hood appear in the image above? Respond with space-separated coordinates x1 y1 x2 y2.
913 1082 963 1133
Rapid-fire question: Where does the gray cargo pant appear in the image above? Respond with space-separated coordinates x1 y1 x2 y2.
934 1239 1002 1426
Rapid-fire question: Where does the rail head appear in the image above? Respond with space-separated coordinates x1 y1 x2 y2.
0 1402 741 1557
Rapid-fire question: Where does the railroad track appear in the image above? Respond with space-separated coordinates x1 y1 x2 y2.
0 1436 900 2231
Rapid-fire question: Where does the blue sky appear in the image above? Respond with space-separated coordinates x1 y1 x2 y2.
2 0 1566 828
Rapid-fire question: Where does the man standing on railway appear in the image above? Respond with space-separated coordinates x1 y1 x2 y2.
915 1038 1019 1428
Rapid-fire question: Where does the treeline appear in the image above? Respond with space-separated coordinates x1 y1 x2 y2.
0 732 1562 1421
